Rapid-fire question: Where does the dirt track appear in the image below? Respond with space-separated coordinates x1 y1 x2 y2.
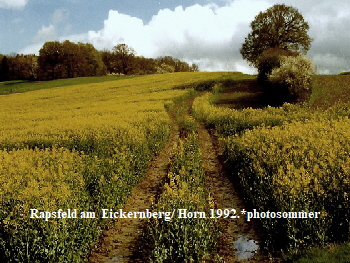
89 89 276 262
197 123 272 262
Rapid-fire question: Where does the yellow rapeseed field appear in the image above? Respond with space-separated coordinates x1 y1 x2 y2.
0 72 230 262
192 83 350 252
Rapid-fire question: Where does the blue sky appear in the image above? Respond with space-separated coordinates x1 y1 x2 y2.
1 0 213 54
1 0 349 73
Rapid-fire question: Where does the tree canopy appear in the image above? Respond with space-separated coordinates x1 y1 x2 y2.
38 40 106 79
240 4 312 67
112 44 136 75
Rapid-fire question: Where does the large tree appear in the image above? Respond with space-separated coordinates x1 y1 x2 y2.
240 4 312 67
113 44 136 75
38 41 62 79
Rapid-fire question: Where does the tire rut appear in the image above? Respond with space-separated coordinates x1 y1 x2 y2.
189 93 274 262
175 94 273 262
89 91 277 262
88 121 179 263
196 125 272 262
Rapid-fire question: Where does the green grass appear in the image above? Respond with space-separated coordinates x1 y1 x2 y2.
292 242 350 263
309 75 350 108
209 74 350 110
0 72 244 96
0 75 140 95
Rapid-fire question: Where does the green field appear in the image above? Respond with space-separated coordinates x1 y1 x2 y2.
0 75 140 95
310 75 350 108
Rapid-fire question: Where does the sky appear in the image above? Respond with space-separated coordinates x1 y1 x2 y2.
0 0 349 74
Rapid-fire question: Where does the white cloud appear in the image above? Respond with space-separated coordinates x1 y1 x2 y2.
19 0 271 72
0 0 28 9
19 43 44 55
20 31 87 55
33 24 57 44
19 0 350 73
86 0 270 72
88 10 151 55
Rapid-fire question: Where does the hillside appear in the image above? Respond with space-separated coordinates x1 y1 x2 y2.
0 72 349 262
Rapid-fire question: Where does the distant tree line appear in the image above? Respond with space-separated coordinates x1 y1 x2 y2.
0 41 198 81
101 44 198 75
0 54 38 81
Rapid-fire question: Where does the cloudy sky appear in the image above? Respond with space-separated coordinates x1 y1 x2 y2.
0 0 349 74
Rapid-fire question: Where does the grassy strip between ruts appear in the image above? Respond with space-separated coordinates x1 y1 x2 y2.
139 93 221 262
142 132 221 262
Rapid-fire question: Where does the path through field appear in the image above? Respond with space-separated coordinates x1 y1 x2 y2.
88 117 180 263
89 81 274 262
197 123 270 262
190 93 271 262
